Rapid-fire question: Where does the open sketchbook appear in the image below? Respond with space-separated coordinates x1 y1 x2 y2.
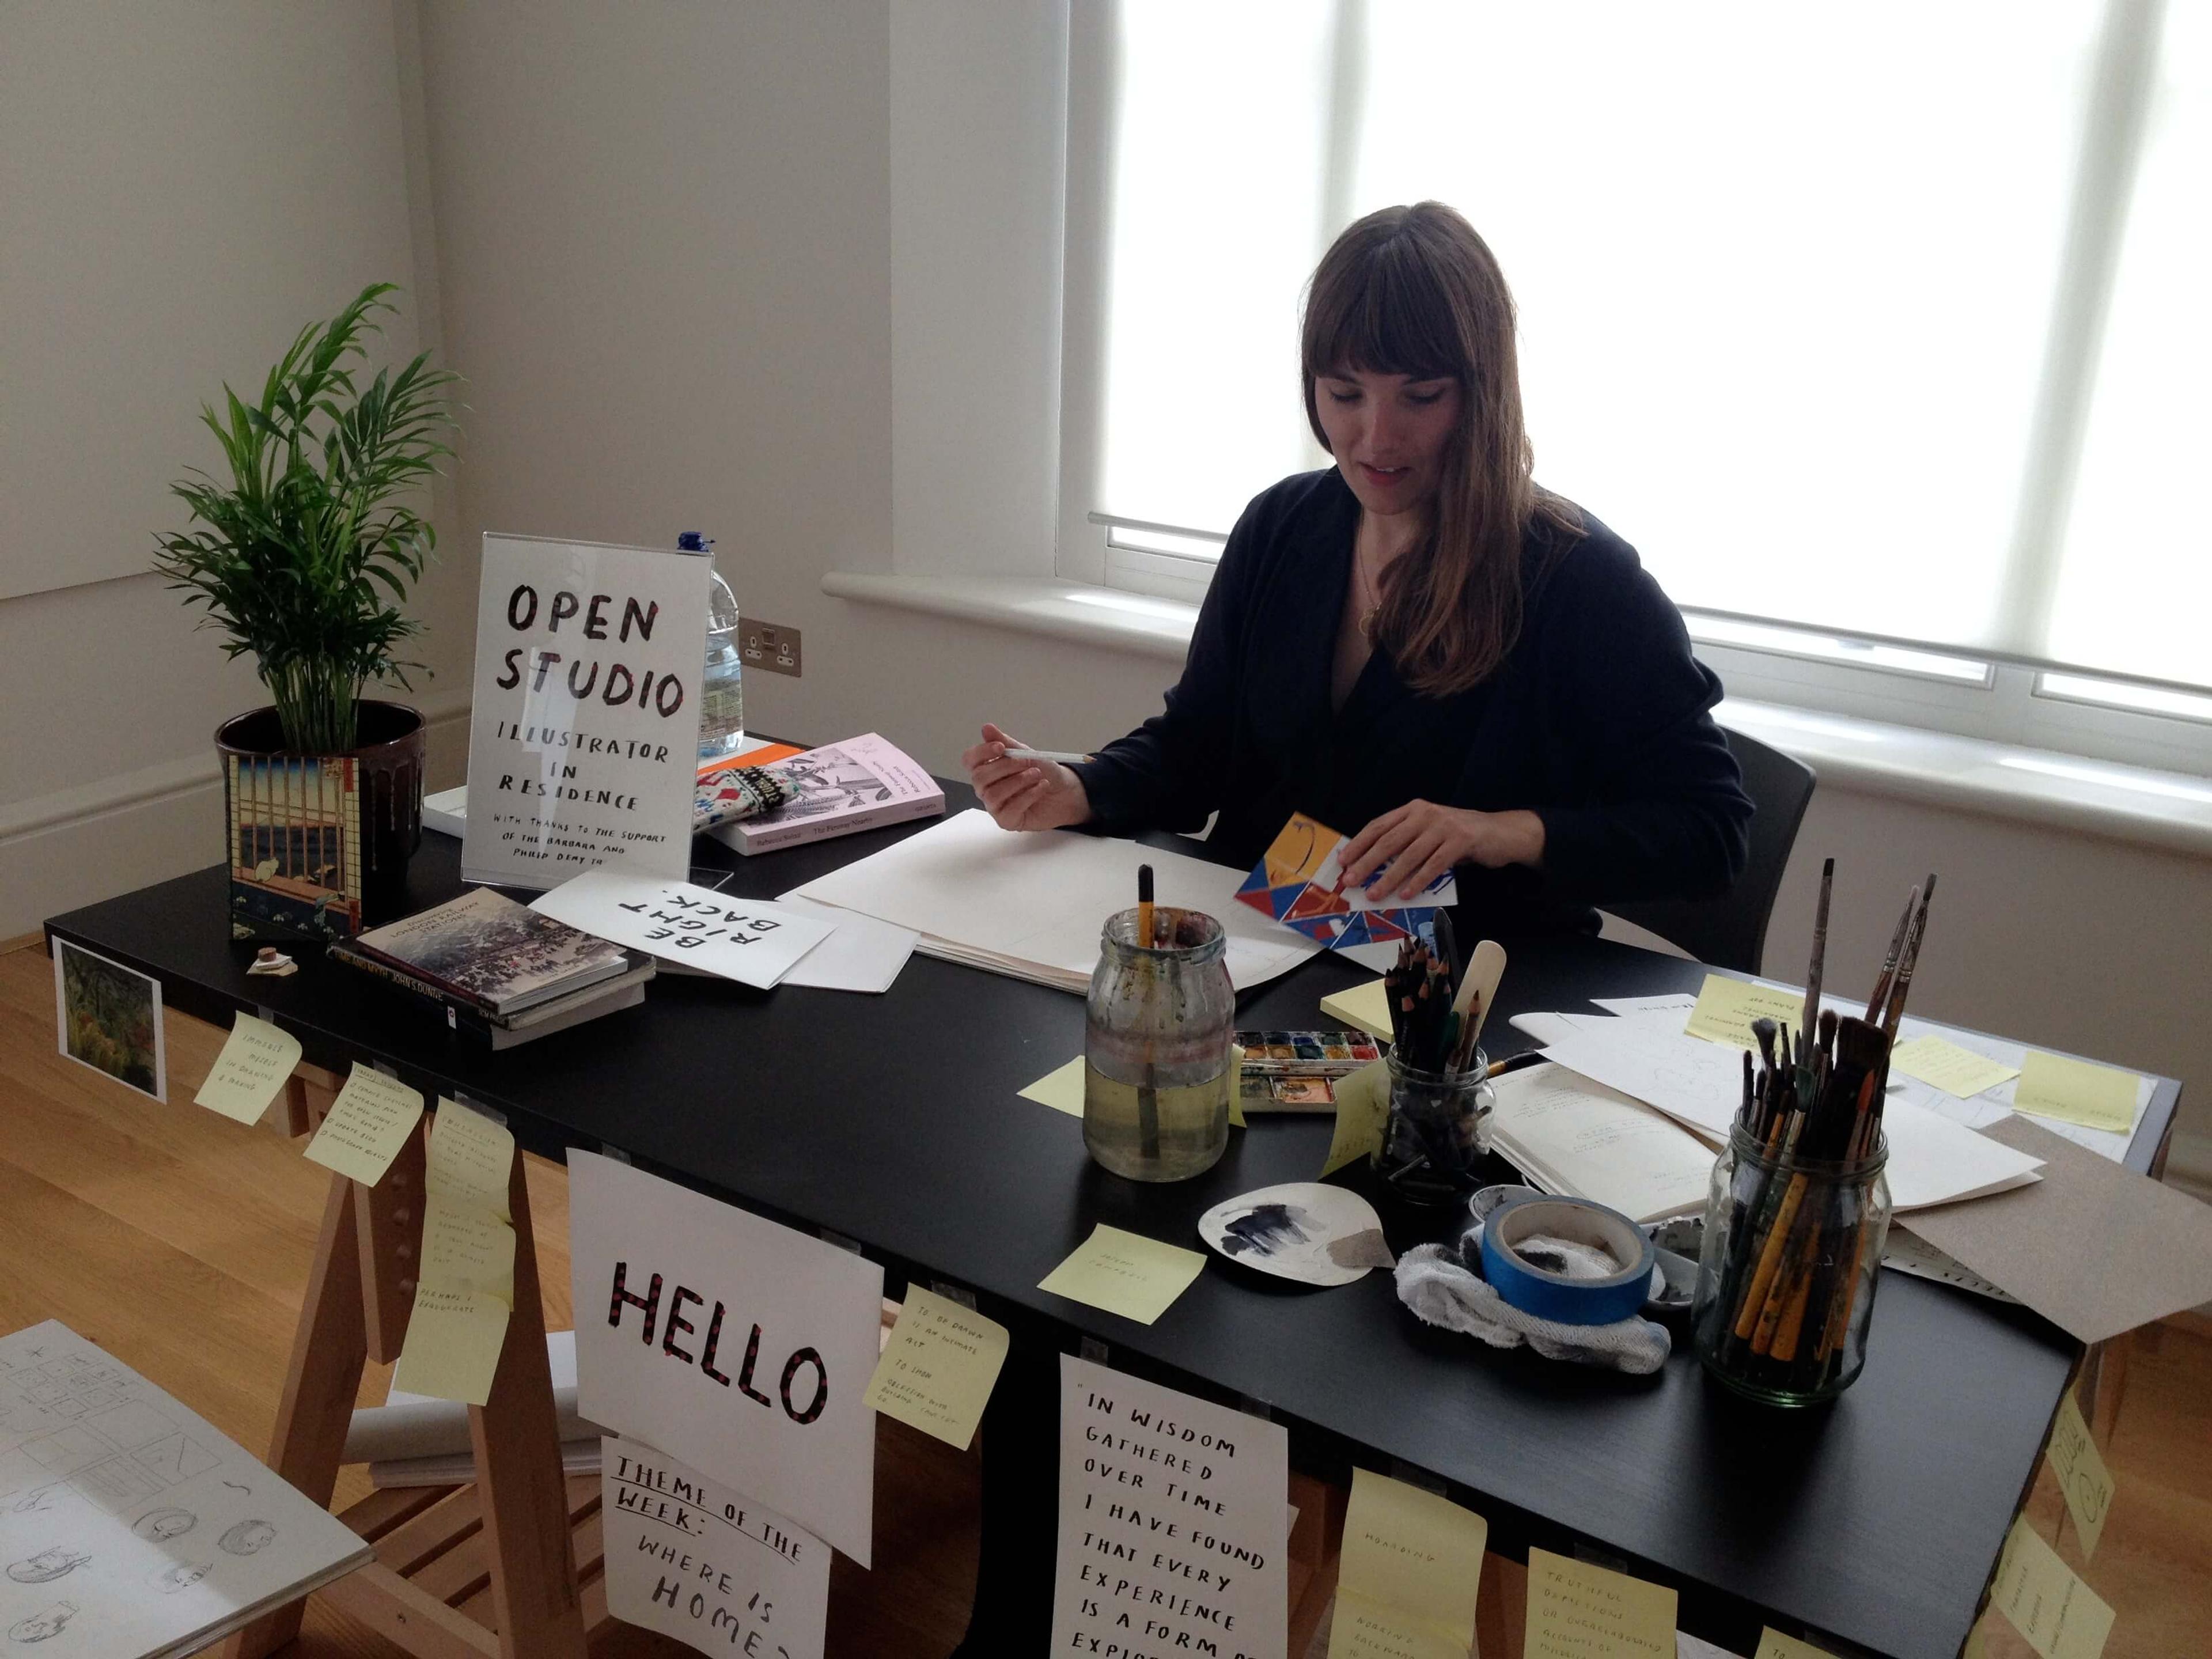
0 1321 370 1659
1487 1063 1718 1224
787 810 1320 994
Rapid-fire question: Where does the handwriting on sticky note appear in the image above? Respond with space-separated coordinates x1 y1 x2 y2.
426 1099 515 1219
421 1197 517 1307
1524 1547 1676 1659
193 1013 301 1124
2014 1052 2138 1135
304 1064 424 1185
2046 1392 2115 1559
1756 1630 1839 1659
1684 975 1806 1050
862 1287 1010 1450
390 1284 510 1407
1322 1057 1391 1177
1019 1057 1086 1118
1990 1517 2113 1659
1037 1224 1206 1325
1327 1467 1487 1659
1888 1036 2020 1100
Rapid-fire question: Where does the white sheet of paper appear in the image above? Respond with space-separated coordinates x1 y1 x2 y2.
1521 1011 2047 1210
567 1153 883 1565
600 1437 830 1659
531 870 834 989
788 809 1318 993
770 895 918 994
0 1320 370 1659
1487 1062 1718 1223
1051 1355 1286 1658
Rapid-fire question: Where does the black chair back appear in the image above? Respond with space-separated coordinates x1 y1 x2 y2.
1608 728 1816 973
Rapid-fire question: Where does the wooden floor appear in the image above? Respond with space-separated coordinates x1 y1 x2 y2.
3 932 2206 1657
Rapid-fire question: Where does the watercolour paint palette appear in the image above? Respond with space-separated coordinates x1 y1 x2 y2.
1237 1029 1384 1112
1234 812 1454 951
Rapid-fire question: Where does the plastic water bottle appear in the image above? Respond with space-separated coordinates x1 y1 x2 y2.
681 532 745 761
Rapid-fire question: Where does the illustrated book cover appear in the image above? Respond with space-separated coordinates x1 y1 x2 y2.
709 733 945 855
334 886 631 1016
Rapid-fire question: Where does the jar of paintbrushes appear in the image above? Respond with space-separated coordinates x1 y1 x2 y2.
1372 927 1504 1206
1084 865 1237 1182
1693 861 1931 1404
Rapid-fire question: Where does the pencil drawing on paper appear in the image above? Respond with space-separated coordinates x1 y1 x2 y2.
151 1561 213 1594
218 1518 276 1556
6 1603 75 1644
131 1506 196 1541
5 1548 90 1585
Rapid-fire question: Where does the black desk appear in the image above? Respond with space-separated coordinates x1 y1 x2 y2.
45 791 2181 1659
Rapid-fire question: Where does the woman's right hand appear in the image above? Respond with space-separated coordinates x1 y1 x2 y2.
962 722 1093 831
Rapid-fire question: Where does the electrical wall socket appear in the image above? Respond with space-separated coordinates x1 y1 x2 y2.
741 620 801 677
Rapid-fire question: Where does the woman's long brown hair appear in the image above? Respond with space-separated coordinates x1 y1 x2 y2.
1302 202 1580 696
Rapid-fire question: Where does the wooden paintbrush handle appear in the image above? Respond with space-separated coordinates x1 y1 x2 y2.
1732 1172 1808 1342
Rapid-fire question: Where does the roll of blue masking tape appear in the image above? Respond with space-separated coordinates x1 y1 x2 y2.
1478 1194 1657 1327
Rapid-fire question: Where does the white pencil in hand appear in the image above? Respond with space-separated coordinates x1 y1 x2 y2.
1003 748 1090 764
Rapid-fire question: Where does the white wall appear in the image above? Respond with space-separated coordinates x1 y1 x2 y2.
0 1 472 937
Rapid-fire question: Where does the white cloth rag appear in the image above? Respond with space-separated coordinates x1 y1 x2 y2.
1394 1243 1672 1374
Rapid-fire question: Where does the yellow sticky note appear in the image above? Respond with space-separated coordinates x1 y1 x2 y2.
421 1196 517 1308
1756 1631 1839 1659
391 1284 510 1407
1018 1057 1086 1118
1322 1058 1392 1177
1990 1517 2114 1659
1888 1036 2021 1100
426 1099 515 1220
2045 1392 2115 1560
303 1063 425 1186
192 1013 301 1124
1320 978 1393 1043
1037 1224 1206 1325
1326 1467 1487 1659
1684 974 1806 1050
1524 1548 1676 1659
2014 1052 2138 1134
862 1287 1010 1450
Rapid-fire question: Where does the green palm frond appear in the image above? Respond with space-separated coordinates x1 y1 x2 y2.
153 282 460 754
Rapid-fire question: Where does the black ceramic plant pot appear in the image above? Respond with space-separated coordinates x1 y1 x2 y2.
214 700 426 941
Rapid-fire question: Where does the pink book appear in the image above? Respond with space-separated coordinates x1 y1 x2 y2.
708 733 946 855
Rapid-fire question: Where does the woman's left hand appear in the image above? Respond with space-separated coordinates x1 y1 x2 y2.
1339 801 1547 902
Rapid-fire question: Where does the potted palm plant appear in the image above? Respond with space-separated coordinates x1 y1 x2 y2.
156 282 459 940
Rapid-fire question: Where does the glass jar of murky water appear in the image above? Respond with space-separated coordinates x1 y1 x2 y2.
1083 906 1236 1182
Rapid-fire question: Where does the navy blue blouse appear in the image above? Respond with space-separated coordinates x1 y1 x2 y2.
1070 469 1753 937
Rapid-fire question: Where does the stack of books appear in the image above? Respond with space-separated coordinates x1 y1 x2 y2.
329 887 654 1048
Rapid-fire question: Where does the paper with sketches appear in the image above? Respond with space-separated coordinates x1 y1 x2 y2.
1327 1466 1488 1659
790 809 1319 994
1990 1517 2113 1659
768 895 916 994
1524 1547 1676 1659
1037 1225 1206 1325
304 1065 425 1187
1518 1010 2046 1210
1051 1356 1287 1659
0 1320 371 1659
862 1289 1009 1451
2014 1053 2139 1134
2046 1392 2113 1560
1486 1063 1718 1224
567 1153 882 1565
1236 811 1454 952
600 1437 830 1659
193 1013 299 1124
531 870 833 990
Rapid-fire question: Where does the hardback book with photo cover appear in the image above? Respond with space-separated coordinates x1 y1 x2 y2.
0 1319 372 1659
452 967 653 1049
709 733 945 856
332 887 631 1016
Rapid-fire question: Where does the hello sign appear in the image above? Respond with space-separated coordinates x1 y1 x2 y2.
569 1152 884 1565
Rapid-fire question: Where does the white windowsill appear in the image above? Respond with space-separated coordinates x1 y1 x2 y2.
821 570 2212 858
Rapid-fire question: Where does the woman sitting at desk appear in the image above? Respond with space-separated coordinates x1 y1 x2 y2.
963 202 1752 937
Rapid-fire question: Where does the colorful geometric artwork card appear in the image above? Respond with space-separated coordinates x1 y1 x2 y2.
1237 813 1454 953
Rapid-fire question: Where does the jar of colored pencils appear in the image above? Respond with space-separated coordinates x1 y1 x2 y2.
1372 1050 1495 1206
1692 1122 1892 1406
